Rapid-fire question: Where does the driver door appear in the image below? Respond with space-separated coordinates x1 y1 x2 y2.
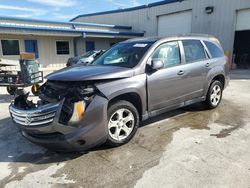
147 41 186 112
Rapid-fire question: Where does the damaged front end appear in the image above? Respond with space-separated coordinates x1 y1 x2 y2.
9 81 99 127
9 80 109 151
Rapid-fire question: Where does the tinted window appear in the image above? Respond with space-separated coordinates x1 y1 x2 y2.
152 41 181 68
1 40 20 55
204 41 224 58
182 40 206 63
56 41 69 55
92 42 153 68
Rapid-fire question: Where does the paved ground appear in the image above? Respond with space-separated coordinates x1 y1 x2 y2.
0 70 250 188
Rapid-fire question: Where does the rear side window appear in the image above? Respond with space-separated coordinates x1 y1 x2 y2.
182 40 206 63
204 41 224 58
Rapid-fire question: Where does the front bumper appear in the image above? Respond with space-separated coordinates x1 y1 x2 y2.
9 96 109 151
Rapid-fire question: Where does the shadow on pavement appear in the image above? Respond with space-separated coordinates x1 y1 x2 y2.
0 117 82 165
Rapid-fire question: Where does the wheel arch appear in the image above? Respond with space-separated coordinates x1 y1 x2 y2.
204 73 226 98
211 74 225 89
108 92 143 121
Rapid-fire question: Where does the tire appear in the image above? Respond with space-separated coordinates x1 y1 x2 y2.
205 80 223 109
106 100 139 147
7 86 16 95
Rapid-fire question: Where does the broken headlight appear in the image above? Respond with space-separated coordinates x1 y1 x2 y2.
59 85 97 125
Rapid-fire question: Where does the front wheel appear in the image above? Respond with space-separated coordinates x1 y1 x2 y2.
205 80 223 109
106 100 139 147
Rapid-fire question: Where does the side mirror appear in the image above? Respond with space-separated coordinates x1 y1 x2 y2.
151 59 164 70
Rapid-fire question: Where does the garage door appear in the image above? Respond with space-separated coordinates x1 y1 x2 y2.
234 9 250 68
236 9 250 31
157 11 192 36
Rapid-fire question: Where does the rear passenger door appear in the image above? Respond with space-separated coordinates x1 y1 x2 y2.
179 40 211 101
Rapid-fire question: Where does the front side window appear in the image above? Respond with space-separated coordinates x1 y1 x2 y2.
1 40 20 55
152 41 181 68
182 40 206 63
56 41 69 55
204 41 224 58
92 42 153 68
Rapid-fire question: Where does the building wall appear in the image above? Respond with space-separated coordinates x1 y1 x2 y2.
0 34 74 66
75 37 123 55
74 0 250 57
0 34 125 67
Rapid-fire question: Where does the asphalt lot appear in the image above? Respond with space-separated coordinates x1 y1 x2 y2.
0 69 250 188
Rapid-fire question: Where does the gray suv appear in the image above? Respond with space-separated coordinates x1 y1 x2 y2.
9 35 229 151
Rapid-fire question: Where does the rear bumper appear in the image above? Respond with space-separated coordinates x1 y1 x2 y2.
9 95 109 151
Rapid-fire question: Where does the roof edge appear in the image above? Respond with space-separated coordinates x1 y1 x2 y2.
0 16 132 30
0 24 143 37
70 0 183 21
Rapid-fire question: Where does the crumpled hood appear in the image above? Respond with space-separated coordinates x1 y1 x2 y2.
46 65 134 81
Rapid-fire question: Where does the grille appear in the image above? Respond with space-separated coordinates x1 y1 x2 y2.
9 102 60 126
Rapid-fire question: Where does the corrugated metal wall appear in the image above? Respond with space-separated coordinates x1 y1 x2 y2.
74 0 250 56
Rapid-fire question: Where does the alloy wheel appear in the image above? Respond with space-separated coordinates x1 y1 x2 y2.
210 84 221 106
108 108 135 141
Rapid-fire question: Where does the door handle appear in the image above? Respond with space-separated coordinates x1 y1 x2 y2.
205 62 210 67
177 70 184 75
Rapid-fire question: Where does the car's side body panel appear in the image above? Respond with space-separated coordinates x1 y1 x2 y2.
204 56 229 96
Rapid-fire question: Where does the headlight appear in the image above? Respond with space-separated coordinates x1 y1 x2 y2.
68 100 86 124
59 86 96 125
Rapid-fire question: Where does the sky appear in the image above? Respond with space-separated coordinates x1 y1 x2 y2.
0 0 161 22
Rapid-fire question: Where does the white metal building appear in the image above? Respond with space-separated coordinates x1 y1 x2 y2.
72 0 250 68
0 17 143 67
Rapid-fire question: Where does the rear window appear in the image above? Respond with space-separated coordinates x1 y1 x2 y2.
204 41 224 58
182 40 206 63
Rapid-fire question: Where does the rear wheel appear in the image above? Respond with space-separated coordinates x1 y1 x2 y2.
106 100 139 147
205 80 223 109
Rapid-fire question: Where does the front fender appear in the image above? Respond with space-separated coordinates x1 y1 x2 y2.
95 74 147 113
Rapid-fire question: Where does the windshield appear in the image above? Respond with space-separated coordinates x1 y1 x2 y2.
92 42 153 68
80 51 96 58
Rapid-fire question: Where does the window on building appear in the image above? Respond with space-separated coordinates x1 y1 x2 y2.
204 41 224 58
152 41 181 68
56 41 69 55
182 40 206 63
1 40 20 55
